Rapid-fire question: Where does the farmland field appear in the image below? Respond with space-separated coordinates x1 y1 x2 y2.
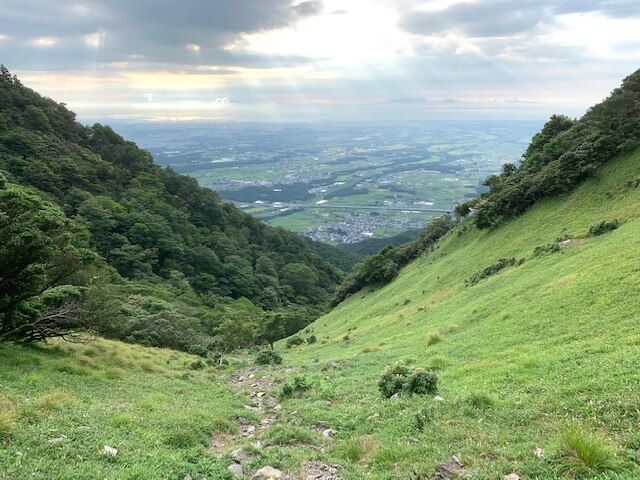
115 121 539 243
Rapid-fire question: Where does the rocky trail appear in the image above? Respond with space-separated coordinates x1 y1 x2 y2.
210 364 343 480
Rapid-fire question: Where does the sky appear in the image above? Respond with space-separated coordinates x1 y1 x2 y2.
1 0 639 122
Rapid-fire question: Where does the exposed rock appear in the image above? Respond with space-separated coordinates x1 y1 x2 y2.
47 435 67 444
300 461 343 480
102 445 118 457
241 425 256 437
248 374 255 379
251 466 283 480
389 393 400 400
183 476 193 480
559 239 576 248
433 395 444 402
432 455 464 479
533 447 544 458
231 448 256 463
228 464 244 478
504 475 520 480
273 404 283 411
322 428 336 439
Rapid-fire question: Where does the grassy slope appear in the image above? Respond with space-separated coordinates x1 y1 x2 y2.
276 149 640 478
0 339 246 479
1 150 639 480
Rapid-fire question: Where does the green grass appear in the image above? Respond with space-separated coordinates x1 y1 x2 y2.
2 149 640 479
272 149 640 478
0 338 244 479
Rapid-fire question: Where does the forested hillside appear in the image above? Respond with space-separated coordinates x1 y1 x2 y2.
0 66 350 353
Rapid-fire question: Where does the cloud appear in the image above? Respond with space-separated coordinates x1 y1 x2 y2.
0 0 324 69
401 1 555 38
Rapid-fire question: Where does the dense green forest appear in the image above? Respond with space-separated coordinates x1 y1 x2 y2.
0 66 352 354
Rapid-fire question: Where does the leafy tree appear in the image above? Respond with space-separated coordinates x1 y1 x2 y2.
0 175 91 342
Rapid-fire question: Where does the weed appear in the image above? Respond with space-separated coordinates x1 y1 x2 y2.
413 404 437 431
361 345 380 353
263 425 318 446
467 393 494 410
426 332 442 346
556 427 616 477
280 376 311 398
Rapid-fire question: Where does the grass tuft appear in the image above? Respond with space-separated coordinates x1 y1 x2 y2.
426 332 442 346
556 427 616 477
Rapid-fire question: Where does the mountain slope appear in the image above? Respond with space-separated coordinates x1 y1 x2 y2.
0 66 354 351
276 148 640 478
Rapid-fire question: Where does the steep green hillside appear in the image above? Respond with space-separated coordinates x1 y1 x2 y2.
275 148 640 478
0 66 352 352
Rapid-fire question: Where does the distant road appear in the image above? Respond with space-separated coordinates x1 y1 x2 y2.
236 201 451 215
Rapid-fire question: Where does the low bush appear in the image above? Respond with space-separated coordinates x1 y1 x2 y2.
378 363 438 398
285 336 305 349
588 220 620 236
466 257 522 286
255 350 283 365
307 335 317 344
533 243 561 256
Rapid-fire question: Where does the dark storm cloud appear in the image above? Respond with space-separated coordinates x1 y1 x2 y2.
0 0 324 69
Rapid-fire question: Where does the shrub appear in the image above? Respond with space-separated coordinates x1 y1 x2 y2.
588 220 620 236
189 359 205 370
307 335 317 344
285 336 305 349
255 350 283 365
556 427 615 477
404 369 438 396
466 257 519 286
534 243 561 256
280 376 311 398
378 363 438 398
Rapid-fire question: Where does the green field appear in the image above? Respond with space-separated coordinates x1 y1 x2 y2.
2 150 639 479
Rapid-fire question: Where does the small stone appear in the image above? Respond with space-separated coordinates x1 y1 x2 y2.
248 374 255 379
238 376 246 382
504 474 520 480
251 466 283 480
183 476 193 480
533 447 544 458
389 393 400 400
322 428 336 439
231 448 255 463
433 395 444 401
47 435 67 444
256 392 266 398
102 445 117 457
273 404 282 411
285 368 294 373
228 464 244 478
366 413 380 421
